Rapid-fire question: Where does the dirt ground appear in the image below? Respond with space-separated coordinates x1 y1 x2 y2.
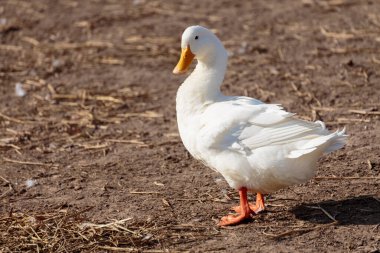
1 0 380 252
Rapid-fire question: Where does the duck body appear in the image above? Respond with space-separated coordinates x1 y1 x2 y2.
176 72 345 194
174 26 347 225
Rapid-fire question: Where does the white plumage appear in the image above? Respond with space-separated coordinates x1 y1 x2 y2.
173 26 347 225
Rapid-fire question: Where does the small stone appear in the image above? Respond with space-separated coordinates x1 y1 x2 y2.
15 83 26 97
25 179 37 188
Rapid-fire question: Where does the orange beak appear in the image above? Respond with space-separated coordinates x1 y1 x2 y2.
172 45 195 74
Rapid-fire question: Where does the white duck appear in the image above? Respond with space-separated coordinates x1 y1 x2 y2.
173 25 347 226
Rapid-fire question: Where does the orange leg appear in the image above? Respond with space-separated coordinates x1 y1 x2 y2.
231 192 265 214
219 187 251 226
252 192 265 213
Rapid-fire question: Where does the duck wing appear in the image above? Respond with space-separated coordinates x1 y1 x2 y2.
200 97 346 158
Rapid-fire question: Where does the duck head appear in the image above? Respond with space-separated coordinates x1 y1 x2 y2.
173 25 227 74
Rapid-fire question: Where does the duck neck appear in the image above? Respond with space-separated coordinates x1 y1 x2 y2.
177 49 228 110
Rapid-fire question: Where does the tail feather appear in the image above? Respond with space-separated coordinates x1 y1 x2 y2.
324 127 347 153
287 127 347 158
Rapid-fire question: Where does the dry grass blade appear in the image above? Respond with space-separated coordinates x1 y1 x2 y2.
77 143 109 150
80 218 134 232
0 143 21 150
312 106 336 112
3 157 50 166
0 44 23 51
123 111 163 118
21 36 40 46
372 55 380 64
348 109 380 115
106 139 148 147
98 57 124 65
0 175 17 198
0 112 26 124
320 27 355 40
52 93 123 104
336 118 371 123
306 205 337 222
129 191 162 194
367 160 373 170
89 95 123 103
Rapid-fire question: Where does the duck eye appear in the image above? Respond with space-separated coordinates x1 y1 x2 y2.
195 36 199 40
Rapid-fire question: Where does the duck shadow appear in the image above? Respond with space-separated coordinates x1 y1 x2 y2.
291 196 380 225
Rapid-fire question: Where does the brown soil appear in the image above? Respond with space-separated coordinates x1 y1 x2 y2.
1 0 379 252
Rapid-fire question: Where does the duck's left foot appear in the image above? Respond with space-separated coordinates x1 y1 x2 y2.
219 187 251 226
219 212 251 226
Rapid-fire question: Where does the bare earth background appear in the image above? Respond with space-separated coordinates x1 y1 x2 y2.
0 0 379 252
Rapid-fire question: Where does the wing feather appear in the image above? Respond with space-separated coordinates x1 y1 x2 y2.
202 97 328 154
239 119 327 150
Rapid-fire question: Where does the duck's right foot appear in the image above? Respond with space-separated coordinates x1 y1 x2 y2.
230 192 266 214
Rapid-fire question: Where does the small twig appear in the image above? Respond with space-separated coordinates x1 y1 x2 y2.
122 111 163 118
113 224 137 234
106 139 148 146
0 44 23 51
162 198 172 208
21 36 40 46
372 55 380 64
348 109 380 115
77 143 109 150
0 143 21 150
129 191 162 194
320 27 354 40
0 144 21 156
80 218 132 229
312 106 337 112
0 176 17 198
336 118 370 123
306 205 337 222
0 112 26 124
52 94 123 104
0 176 17 193
73 230 89 241
97 57 124 65
0 188 13 198
3 157 50 166
367 160 373 170
29 226 43 241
